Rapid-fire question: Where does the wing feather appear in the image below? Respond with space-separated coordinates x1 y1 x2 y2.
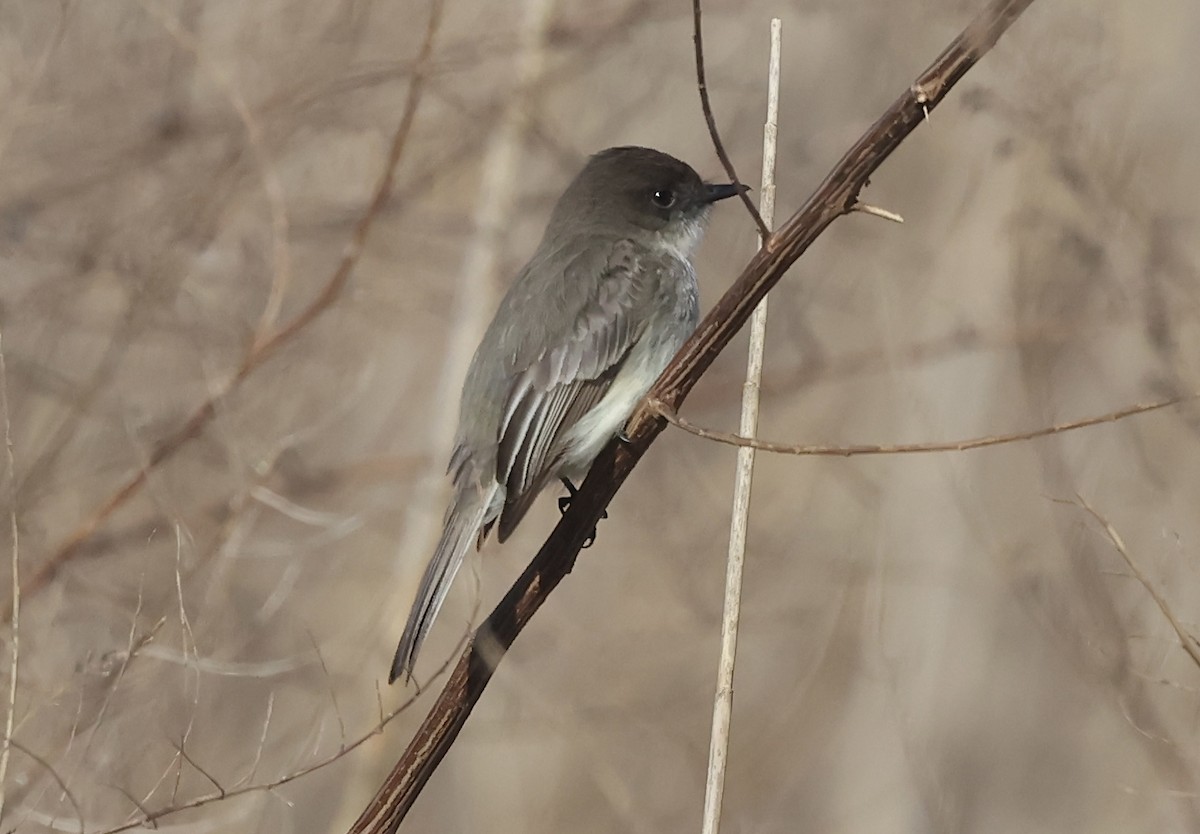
496 372 617 540
494 240 656 539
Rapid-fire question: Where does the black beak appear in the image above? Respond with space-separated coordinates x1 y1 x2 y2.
702 182 750 204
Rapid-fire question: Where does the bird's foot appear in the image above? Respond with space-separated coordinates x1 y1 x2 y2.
558 478 607 548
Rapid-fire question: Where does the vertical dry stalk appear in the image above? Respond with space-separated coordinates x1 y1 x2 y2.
0 326 18 823
699 19 781 834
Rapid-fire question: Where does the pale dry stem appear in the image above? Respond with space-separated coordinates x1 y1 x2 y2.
1072 495 1200 671
700 16 781 834
0 324 20 828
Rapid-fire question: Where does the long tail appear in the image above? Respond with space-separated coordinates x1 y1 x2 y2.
390 484 497 684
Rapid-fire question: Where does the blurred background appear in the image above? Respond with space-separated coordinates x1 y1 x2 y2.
2 0 1199 831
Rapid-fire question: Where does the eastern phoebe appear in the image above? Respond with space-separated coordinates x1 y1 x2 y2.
391 146 743 683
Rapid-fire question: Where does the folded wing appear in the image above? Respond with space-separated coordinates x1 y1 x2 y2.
494 240 657 539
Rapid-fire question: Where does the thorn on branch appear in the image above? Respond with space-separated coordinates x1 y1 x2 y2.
911 81 933 121
852 202 905 223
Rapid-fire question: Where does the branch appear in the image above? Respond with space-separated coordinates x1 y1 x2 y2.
136 0 293 346
8 740 85 834
348 0 1038 831
692 0 768 237
80 654 455 834
650 393 1193 456
4 0 445 623
701 17 782 834
1072 496 1200 672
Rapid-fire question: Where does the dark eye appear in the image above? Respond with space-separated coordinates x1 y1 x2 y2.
651 189 676 209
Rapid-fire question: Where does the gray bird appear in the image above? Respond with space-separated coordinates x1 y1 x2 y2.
391 146 743 683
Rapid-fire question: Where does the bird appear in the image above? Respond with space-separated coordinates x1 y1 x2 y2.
390 146 743 683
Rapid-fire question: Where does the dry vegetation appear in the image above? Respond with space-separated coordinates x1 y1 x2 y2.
1 0 1199 832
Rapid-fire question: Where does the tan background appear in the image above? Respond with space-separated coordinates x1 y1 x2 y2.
2 0 1200 831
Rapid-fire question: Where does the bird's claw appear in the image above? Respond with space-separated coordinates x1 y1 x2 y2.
558 478 607 547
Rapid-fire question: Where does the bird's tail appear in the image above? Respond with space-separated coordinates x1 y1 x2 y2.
390 484 497 684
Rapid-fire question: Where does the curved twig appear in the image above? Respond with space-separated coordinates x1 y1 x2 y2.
650 394 1192 456
692 0 768 237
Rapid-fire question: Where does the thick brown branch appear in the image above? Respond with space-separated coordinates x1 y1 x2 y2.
349 0 1038 831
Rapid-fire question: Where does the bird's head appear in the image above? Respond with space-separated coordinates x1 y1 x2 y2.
548 146 746 260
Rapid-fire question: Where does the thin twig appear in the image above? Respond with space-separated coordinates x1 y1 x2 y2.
5 0 445 623
81 596 471 834
113 785 157 829
650 394 1192 456
169 525 199 810
83 655 450 834
692 0 769 238
0 1 68 176
701 18 781 834
1072 496 1200 671
136 0 293 347
347 1 1038 831
172 737 226 798
0 325 20 825
9 740 85 834
308 630 348 750
66 584 164 802
238 692 275 789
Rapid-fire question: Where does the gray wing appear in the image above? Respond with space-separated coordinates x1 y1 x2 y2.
494 240 658 539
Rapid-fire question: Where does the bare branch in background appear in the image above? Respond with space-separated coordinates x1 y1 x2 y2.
80 653 451 834
135 0 294 346
4 0 446 624
8 740 85 834
348 1 1038 831
1071 496 1200 672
